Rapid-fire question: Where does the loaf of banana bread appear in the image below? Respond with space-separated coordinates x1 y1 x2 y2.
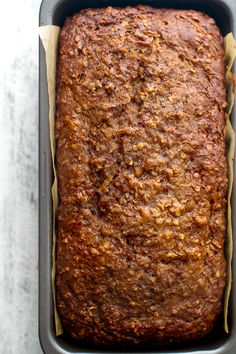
56 6 227 345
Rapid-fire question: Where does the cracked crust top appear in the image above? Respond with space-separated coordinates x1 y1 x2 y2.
56 6 227 345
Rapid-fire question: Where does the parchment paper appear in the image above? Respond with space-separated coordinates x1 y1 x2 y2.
39 25 62 336
39 26 235 336
223 33 236 333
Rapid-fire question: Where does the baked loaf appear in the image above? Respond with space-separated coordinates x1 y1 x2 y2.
56 6 227 345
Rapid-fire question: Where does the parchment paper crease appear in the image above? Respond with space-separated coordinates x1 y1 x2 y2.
39 25 236 336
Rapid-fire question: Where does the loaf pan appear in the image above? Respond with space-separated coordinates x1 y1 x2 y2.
39 0 236 353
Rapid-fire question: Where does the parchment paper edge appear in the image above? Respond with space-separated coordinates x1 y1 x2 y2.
223 32 236 333
39 25 63 336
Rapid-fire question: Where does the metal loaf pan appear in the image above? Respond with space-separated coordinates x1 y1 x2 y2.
39 0 236 353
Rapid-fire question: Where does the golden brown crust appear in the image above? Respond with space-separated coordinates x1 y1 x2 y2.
56 6 227 345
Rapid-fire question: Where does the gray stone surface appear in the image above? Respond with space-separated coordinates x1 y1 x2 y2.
0 0 43 353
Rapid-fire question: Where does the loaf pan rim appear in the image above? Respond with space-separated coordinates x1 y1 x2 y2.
39 0 236 353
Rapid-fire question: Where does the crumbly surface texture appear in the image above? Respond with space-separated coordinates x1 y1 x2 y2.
56 6 227 346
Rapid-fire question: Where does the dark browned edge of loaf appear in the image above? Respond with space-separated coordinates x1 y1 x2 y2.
55 5 227 346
